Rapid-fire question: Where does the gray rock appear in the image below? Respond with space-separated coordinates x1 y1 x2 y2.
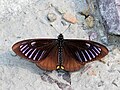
97 0 120 35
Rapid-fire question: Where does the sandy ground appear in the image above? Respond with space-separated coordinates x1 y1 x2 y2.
0 0 120 90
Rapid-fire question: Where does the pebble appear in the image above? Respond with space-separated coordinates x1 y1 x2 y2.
62 72 71 84
55 7 67 14
89 32 98 40
10 51 17 57
63 13 77 24
79 12 94 28
87 70 97 76
47 13 57 22
98 81 104 87
61 20 68 26
85 15 94 28
101 36 108 45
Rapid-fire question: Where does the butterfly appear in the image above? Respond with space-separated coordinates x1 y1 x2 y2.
12 33 108 72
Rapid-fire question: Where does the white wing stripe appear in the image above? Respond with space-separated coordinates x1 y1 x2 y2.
76 52 82 62
25 48 33 56
28 49 37 58
93 46 101 54
81 51 87 61
33 50 40 60
38 51 45 60
89 50 95 58
20 44 28 51
85 50 92 60
22 47 29 53
20 45 23 48
98 47 101 51
92 49 98 56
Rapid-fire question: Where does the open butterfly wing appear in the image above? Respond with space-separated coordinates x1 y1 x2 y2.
62 46 85 71
62 39 108 71
12 39 58 70
36 46 58 71
12 37 109 72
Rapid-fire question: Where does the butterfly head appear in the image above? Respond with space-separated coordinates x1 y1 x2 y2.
58 34 64 40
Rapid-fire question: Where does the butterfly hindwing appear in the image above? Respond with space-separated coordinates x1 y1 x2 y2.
62 46 85 71
36 45 58 71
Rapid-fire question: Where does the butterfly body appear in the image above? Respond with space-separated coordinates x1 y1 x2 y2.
57 34 64 70
12 34 108 72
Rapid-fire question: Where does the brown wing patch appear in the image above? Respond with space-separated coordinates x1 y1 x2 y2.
62 47 85 72
36 46 58 71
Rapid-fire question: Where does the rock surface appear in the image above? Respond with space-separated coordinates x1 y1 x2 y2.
98 0 120 35
0 0 120 90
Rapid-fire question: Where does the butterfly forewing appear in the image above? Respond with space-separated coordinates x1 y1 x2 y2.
12 39 57 63
64 39 108 63
61 39 108 71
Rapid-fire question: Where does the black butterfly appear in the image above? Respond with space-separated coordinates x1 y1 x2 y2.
12 34 108 72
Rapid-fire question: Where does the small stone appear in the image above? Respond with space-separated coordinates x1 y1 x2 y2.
89 32 98 40
101 36 108 45
85 15 94 28
79 12 94 28
79 12 89 19
62 72 71 84
16 36 21 38
47 13 57 22
11 51 17 57
98 81 104 87
55 7 67 14
87 70 97 76
61 21 67 26
63 13 78 24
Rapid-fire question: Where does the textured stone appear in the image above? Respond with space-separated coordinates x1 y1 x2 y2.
85 15 94 28
98 0 120 35
63 13 78 24
47 13 57 22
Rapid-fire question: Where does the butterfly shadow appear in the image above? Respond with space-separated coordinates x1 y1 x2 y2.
1 50 47 75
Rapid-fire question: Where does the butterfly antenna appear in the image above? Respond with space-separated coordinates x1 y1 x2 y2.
50 24 71 34
61 24 71 34
50 24 60 34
